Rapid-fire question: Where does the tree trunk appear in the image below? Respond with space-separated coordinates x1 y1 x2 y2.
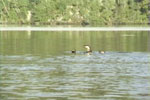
1 0 9 16
149 0 150 24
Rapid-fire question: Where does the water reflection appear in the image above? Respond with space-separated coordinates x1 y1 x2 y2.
0 31 150 100
0 31 149 56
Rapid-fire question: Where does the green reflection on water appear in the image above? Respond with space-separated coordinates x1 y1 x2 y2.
0 31 149 56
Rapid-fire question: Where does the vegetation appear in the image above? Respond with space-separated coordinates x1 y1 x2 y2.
0 0 149 25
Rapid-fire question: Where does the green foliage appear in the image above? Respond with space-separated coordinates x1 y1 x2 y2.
0 0 149 25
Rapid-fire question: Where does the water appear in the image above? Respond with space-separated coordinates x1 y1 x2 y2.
0 30 150 100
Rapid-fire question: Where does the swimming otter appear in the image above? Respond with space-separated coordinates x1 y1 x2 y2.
99 50 105 54
71 45 105 54
84 45 92 53
84 45 105 54
71 49 76 54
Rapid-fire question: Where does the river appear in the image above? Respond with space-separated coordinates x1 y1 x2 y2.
0 28 150 100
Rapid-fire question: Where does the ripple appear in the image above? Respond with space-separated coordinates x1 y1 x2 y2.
0 52 150 99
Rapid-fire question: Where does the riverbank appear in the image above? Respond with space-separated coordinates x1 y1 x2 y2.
0 0 149 25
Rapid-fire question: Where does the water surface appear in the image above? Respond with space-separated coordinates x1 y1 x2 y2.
0 31 150 100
